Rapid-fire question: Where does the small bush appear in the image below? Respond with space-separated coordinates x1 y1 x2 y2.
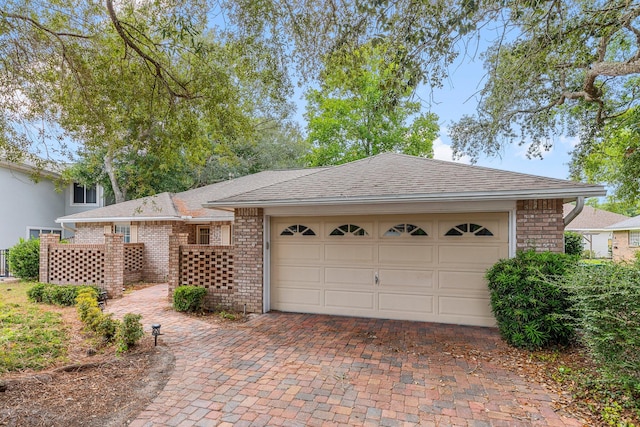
564 231 583 256
173 285 207 312
116 313 144 353
28 283 95 306
26 283 47 303
563 263 640 394
485 250 577 349
7 238 40 280
76 288 100 323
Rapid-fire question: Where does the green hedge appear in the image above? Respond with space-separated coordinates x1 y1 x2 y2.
485 250 577 349
28 283 97 306
564 231 583 256
7 238 40 280
563 263 640 394
173 285 207 312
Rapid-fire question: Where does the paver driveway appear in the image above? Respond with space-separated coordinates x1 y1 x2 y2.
107 284 584 427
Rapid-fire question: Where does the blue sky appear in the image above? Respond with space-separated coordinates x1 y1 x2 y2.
423 56 575 180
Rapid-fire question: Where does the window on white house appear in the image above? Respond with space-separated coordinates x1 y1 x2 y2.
28 228 62 240
630 231 640 247
114 224 131 243
197 226 210 245
73 183 97 204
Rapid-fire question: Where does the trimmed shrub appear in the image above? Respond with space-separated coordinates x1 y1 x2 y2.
116 313 144 353
564 231 583 256
7 238 40 280
27 283 48 303
28 283 96 306
563 263 640 393
485 250 577 349
173 285 207 312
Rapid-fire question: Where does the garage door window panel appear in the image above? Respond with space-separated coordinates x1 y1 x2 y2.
280 224 316 236
445 223 494 237
384 224 428 237
329 224 369 236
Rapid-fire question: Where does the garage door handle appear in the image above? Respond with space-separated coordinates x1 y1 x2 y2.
374 272 379 285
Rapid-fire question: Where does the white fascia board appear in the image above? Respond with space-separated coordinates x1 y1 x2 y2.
56 216 180 223
566 228 614 232
264 200 517 217
203 187 607 209
607 226 640 231
1 160 61 179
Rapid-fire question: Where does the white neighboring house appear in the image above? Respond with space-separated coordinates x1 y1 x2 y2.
0 159 106 249
563 203 629 258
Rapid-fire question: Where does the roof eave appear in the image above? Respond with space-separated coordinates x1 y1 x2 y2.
203 187 607 209
56 216 181 223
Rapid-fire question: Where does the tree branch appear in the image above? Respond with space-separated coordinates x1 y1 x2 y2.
105 0 192 99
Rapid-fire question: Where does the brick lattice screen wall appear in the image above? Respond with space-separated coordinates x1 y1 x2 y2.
124 243 144 283
48 245 105 285
516 199 565 252
180 245 235 309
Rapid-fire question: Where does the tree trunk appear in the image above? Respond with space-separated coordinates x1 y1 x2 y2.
104 151 125 204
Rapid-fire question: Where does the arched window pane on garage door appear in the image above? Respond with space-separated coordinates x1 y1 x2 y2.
280 225 316 236
384 224 428 236
329 224 369 236
445 223 494 237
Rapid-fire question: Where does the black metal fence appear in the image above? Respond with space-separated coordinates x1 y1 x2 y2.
0 249 10 277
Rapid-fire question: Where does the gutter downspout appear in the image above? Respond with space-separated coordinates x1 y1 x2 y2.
563 196 585 227
60 222 77 234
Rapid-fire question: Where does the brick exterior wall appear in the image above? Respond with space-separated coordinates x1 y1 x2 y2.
138 222 174 282
74 223 110 244
516 199 565 252
612 230 640 261
233 208 264 313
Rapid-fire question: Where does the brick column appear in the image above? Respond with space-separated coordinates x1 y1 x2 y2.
168 233 188 301
39 233 60 283
516 199 564 252
233 208 264 313
103 233 124 298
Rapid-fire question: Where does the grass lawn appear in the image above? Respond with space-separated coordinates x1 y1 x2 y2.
0 281 69 372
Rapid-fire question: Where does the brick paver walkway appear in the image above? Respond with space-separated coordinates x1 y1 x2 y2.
107 284 584 427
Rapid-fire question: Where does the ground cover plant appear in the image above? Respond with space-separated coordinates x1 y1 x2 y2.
0 281 172 426
0 281 68 372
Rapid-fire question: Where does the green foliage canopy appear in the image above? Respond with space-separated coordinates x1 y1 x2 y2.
305 43 439 166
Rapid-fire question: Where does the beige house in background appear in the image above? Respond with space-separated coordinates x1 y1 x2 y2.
563 204 629 258
607 215 640 262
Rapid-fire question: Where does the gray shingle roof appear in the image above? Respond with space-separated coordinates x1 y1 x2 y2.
56 168 321 223
563 204 629 231
606 215 640 231
204 153 606 208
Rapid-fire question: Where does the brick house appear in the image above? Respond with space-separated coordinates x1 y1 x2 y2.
607 215 640 262
49 153 605 327
54 169 320 283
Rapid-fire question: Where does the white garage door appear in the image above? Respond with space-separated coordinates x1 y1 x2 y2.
270 213 509 327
